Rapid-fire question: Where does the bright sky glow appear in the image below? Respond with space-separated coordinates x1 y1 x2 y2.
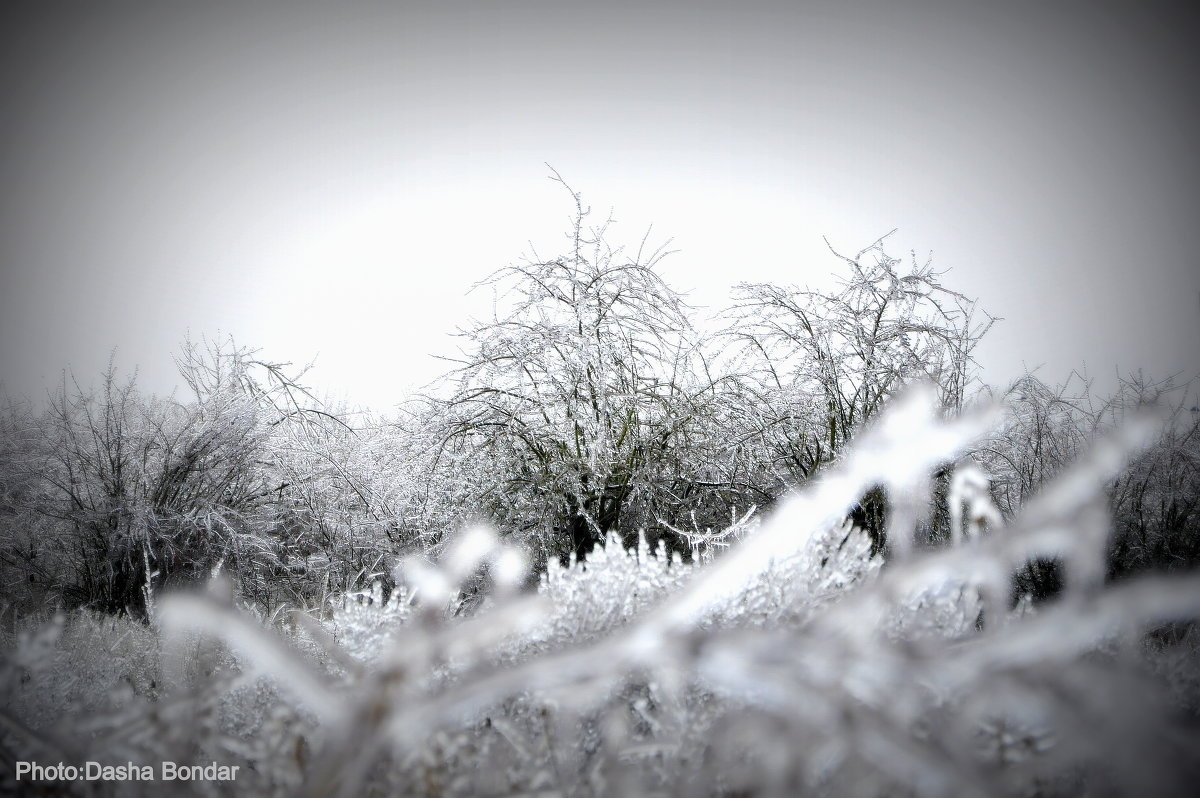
2 1 1197 411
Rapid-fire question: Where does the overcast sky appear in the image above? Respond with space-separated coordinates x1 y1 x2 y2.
2 1 1197 412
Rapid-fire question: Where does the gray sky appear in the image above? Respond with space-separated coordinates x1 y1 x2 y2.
3 1 1197 411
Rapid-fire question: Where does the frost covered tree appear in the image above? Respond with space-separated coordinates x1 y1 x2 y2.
432 173 713 564
1107 377 1200 578
0 337 361 618
4 351 275 618
976 370 1200 594
974 372 1095 521
722 233 995 549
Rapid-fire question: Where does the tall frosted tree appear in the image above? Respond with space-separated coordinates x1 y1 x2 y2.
434 174 712 564
723 234 994 549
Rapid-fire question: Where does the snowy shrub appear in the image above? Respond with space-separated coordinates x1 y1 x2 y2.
530 532 693 647
0 611 161 731
324 581 415 665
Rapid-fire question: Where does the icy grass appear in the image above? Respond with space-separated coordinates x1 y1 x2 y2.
3 387 1200 796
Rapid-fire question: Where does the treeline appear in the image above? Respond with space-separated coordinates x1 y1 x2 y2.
1 181 1196 619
